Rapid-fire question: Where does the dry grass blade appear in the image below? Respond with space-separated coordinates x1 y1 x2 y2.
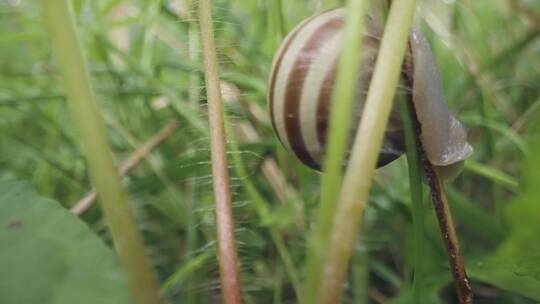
71 121 179 215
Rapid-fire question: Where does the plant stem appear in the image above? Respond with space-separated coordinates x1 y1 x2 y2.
198 0 243 303
317 0 417 303
423 162 474 304
39 1 161 304
303 0 369 302
225 120 301 299
400 98 425 303
352 248 369 304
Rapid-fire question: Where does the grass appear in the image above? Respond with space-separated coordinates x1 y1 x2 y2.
1 0 539 303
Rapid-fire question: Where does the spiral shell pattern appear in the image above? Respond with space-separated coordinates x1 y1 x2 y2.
267 8 472 174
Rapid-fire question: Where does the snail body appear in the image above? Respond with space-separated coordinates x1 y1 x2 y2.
267 8 472 176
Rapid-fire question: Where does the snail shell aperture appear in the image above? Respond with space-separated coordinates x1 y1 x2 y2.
267 8 473 177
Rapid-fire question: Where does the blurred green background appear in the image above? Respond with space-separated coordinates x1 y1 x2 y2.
1 0 539 303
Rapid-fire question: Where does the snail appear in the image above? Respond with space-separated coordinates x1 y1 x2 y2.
267 8 472 178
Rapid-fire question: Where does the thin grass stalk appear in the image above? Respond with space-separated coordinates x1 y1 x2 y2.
225 121 301 299
39 1 161 304
352 247 368 304
187 0 201 109
400 97 425 303
318 1 417 302
266 0 286 41
185 180 199 304
160 251 212 295
302 0 369 302
198 0 243 303
185 7 202 301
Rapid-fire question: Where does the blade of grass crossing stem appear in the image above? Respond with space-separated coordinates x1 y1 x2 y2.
318 1 417 303
160 251 212 295
39 1 161 304
302 1 369 302
400 99 425 303
198 1 243 303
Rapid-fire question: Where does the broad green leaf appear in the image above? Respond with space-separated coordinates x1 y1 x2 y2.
469 121 540 301
0 181 130 304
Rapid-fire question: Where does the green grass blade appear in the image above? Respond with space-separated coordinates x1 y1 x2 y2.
400 99 425 303
160 251 212 295
464 160 519 191
39 1 161 304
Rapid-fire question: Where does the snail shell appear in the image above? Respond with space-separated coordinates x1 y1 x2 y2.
267 8 472 176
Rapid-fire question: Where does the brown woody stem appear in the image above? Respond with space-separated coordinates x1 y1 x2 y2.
423 158 473 304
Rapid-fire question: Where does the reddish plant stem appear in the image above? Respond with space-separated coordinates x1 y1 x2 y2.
198 0 243 303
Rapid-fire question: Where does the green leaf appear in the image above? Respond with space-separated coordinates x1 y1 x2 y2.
0 181 130 304
468 121 540 301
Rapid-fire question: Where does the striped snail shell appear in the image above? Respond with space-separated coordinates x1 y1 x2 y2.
267 8 473 177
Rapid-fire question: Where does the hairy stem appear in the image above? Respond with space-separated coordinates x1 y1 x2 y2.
226 119 301 299
198 0 243 303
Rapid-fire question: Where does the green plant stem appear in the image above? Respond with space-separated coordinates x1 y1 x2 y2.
352 248 369 304
39 1 161 304
317 1 417 303
187 0 201 109
400 98 425 303
198 0 243 303
302 0 369 302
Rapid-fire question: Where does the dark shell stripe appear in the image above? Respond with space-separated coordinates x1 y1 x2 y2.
316 57 338 149
283 18 344 170
268 13 321 147
315 34 380 162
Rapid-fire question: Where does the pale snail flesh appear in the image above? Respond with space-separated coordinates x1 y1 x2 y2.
267 8 473 177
